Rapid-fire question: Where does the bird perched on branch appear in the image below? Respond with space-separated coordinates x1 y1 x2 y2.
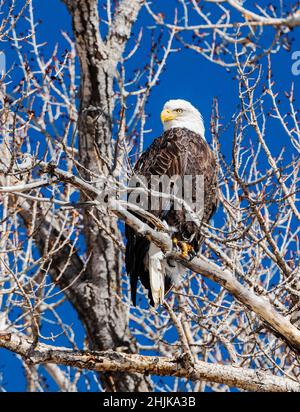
125 99 218 307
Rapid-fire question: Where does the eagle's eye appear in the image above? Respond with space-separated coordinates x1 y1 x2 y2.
175 108 183 113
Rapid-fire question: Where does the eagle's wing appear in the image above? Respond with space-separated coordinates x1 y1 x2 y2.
125 132 185 305
134 133 183 177
183 136 218 240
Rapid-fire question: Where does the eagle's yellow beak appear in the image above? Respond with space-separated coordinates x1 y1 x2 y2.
161 108 177 123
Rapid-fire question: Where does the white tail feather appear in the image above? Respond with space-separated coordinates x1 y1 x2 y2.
148 243 165 307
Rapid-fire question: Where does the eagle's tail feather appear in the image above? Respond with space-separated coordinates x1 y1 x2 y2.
148 243 165 307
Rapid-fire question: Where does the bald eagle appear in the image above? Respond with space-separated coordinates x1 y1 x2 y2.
125 99 218 307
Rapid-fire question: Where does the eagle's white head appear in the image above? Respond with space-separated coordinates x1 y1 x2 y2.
160 99 205 139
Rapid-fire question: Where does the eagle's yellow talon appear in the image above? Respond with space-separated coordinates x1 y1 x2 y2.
172 237 178 246
178 241 193 259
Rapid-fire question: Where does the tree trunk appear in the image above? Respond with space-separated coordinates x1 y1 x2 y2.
56 0 150 392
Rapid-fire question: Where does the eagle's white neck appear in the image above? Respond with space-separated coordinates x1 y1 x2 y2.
163 117 205 139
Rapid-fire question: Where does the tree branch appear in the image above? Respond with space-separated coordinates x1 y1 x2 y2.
34 162 300 356
0 332 299 392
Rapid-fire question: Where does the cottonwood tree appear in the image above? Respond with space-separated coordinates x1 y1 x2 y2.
0 0 300 392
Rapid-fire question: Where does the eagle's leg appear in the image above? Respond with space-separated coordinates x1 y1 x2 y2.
178 241 194 259
172 237 196 260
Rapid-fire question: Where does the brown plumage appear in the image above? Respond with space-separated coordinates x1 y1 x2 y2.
125 127 218 306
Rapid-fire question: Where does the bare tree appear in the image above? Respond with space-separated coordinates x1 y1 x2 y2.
0 0 300 392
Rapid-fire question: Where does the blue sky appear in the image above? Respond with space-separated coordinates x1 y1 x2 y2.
1 0 300 392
